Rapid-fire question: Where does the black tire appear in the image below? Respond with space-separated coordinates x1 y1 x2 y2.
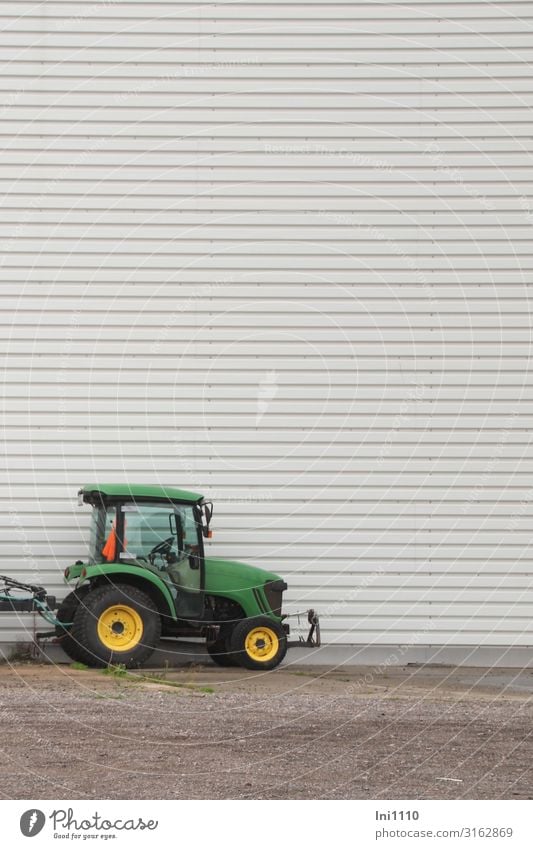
229 616 287 671
206 634 238 667
70 583 161 668
55 588 94 665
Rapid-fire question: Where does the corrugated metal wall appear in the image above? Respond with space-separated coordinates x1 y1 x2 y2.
1 1 533 651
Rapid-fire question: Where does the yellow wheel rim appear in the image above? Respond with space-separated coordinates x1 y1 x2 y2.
244 626 279 663
97 604 143 652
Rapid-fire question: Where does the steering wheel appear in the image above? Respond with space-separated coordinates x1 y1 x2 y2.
147 536 175 566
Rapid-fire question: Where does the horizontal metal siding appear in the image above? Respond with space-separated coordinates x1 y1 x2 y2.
1 1 532 648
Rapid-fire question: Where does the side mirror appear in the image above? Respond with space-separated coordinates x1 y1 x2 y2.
194 502 213 538
169 513 177 537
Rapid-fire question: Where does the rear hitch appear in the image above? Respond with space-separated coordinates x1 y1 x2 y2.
0 574 57 616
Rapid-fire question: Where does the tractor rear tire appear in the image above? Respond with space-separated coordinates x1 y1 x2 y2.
55 588 94 665
206 634 238 667
230 616 287 671
70 583 161 668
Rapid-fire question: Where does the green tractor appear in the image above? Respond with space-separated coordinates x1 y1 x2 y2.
0 485 319 670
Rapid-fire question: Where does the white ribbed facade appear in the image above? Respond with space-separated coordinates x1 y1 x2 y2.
1 1 533 656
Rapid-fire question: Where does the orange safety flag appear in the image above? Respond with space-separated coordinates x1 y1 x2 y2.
102 522 117 562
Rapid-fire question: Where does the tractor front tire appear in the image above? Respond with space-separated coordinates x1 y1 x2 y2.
230 616 287 671
70 583 161 668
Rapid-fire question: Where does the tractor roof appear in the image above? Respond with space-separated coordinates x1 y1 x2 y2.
79 483 204 505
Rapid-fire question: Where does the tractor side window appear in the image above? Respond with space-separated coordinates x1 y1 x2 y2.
89 506 117 564
117 503 202 598
119 504 180 565
167 505 202 596
180 506 198 553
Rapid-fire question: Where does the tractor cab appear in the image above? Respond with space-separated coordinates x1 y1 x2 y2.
81 485 213 620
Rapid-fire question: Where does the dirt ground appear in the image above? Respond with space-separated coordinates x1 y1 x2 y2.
1 661 533 800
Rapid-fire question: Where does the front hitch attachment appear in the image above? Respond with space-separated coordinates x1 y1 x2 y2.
286 609 321 649
306 609 320 647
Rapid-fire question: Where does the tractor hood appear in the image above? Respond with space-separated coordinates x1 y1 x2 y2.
204 557 284 595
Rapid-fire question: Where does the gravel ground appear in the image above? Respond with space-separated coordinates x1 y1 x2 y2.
1 663 532 799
